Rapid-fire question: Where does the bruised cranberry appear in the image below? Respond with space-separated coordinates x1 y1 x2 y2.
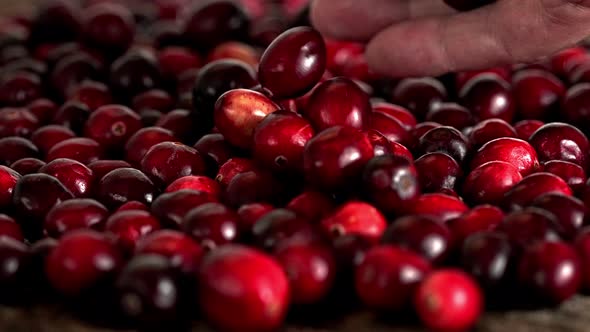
44 199 109 238
216 158 257 188
531 193 587 240
27 98 57 124
391 77 447 119
303 77 371 131
97 168 158 209
321 201 386 243
151 190 217 228
0 137 40 165
561 83 590 132
51 101 91 135
182 202 239 248
82 3 134 54
84 104 142 152
460 73 515 122
31 125 75 155
303 126 374 191
469 119 517 148
140 142 206 187
39 158 94 198
69 80 112 111
0 71 42 107
0 214 23 242
512 69 565 120
470 138 539 176
125 127 177 166
0 107 39 138
198 245 288 332
415 152 462 194
0 165 20 207
51 53 102 99
106 210 160 254
425 102 474 130
543 160 587 193
135 230 203 274
529 122 589 169
449 205 505 246
110 49 163 100
499 208 561 248
503 172 573 211
165 176 221 198
417 126 470 163
463 161 523 205
46 137 103 165
514 119 544 141
286 191 336 224
253 111 314 173
404 193 469 223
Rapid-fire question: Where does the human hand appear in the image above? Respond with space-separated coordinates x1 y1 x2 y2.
310 0 590 77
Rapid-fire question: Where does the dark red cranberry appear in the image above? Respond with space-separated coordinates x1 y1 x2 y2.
0 137 40 165
463 161 523 205
531 193 587 240
470 137 540 176
69 80 112 111
461 231 515 289
135 230 203 274
320 201 387 243
0 107 39 137
151 190 217 228
110 49 163 99
0 165 20 207
237 202 274 234
331 234 374 274
46 230 122 296
50 53 102 98
31 125 75 155
529 122 589 169
216 158 257 188
51 101 91 135
543 160 587 193
562 83 590 132
449 205 505 246
182 202 239 248
138 109 162 127
414 269 483 332
154 109 195 143
97 168 158 209
253 209 320 251
198 245 288 332
132 89 174 113
403 193 469 223
0 237 30 298
84 104 142 151
46 137 103 165
417 126 470 163
29 0 81 43
391 77 447 120
574 228 590 290
415 152 462 194
207 41 259 68
469 119 517 148
518 241 581 304
286 191 336 224
512 69 565 120
552 47 589 77
372 102 417 131
382 215 452 264
27 98 58 124
39 158 94 198
140 142 206 187
106 210 160 254
0 214 24 242
165 176 221 198
499 208 561 249
425 102 474 130
460 73 515 122
503 172 573 211
303 126 374 191
125 127 177 166
225 169 287 208
0 71 42 107
253 111 314 173
1 57 47 77
410 121 441 146
157 47 201 80
116 201 149 213
193 133 235 172
82 3 135 54
44 199 109 238
368 110 410 146
324 39 364 75
303 77 371 131
87 159 131 183
514 119 544 141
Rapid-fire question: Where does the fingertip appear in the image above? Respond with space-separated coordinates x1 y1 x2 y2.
309 0 344 39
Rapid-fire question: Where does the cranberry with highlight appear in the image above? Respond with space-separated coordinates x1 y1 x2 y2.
106 210 160 254
0 71 42 107
460 73 515 122
97 168 158 209
392 77 447 119
417 126 470 163
44 199 109 238
46 137 103 165
39 158 94 198
512 69 565 120
463 161 523 205
529 122 589 169
0 165 20 207
415 152 462 194
151 190 217 228
125 127 177 167
531 193 587 240
182 202 239 248
514 119 544 141
9 157 43 175
404 193 469 223
0 137 40 165
84 104 142 152
503 172 573 211
499 208 561 248
321 201 387 243
110 49 163 100
470 137 540 176
425 102 474 130
543 160 587 193
252 209 318 251
135 230 203 274
140 142 206 187
0 107 39 138
0 214 24 242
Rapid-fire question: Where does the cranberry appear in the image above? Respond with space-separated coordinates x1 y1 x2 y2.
157 47 201 81
154 109 195 143
182 202 239 248
51 101 91 135
463 161 523 205
457 67 512 92
198 245 288 332
469 119 517 148
69 80 112 111
553 47 589 78
368 110 410 145
50 53 102 98
214 89 279 149
116 201 149 213
82 3 135 54
0 214 24 242
303 77 371 131
216 158 257 187
106 210 160 254
529 122 589 169
133 90 172 113
87 159 131 183
470 137 540 176
286 191 336 224
417 126 470 163
237 203 274 234
372 102 417 131
0 107 39 138
97 168 158 209
461 231 515 290
460 73 515 122
253 111 313 173
125 127 177 166
503 172 573 210
514 119 544 141
425 102 474 130
140 142 206 187
512 69 565 120
543 160 587 193
444 0 495 10
574 228 590 290
324 39 364 75
44 199 109 238
391 77 447 119
29 0 81 43
151 190 217 228
225 168 288 207
193 133 235 173
84 104 142 152
414 269 482 332
518 241 581 304
562 83 590 132
320 201 386 243
46 230 121 298
46 137 103 165
110 49 163 100
0 237 30 298
0 137 40 165
135 230 203 274
404 193 469 223
415 152 462 194
27 98 58 124
499 208 561 248
2 57 47 77
207 41 259 68
31 125 75 154
252 209 318 251
449 205 505 246
0 71 42 107
165 176 221 198
303 126 374 191
531 193 587 240
0 165 20 207
39 158 94 198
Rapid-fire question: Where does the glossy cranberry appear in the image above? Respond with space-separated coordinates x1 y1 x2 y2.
154 109 195 143
0 71 42 107
53 101 91 135
410 121 441 146
425 102 474 130
0 214 24 242
27 98 57 124
503 172 573 211
84 105 142 151
151 190 217 228
531 193 587 240
182 202 239 248
372 102 417 131
404 193 469 223
561 83 590 132
193 133 235 172
198 245 288 332
165 176 221 198
286 191 336 224
518 241 581 304
529 122 589 170
449 205 505 246
514 119 544 141
461 231 515 290
125 127 177 166
252 209 319 251
0 107 39 138
82 3 135 54
86 159 129 182
324 39 364 75
368 110 410 145
320 201 387 243
415 152 462 194
39 158 94 198
110 49 163 99
236 203 274 234
225 169 287 208
135 230 203 274
303 77 371 131
512 69 565 120
499 208 561 249
216 158 257 188
391 77 447 120
470 137 540 176
31 125 75 155
116 201 149 213
97 168 158 209
29 0 81 43
140 142 206 187
0 165 20 207
207 41 259 68
463 161 523 205
0 136 40 166
552 47 589 78
46 230 122 296
469 119 517 148
543 160 587 193
414 269 483 332
69 80 112 111
303 126 374 191
417 126 470 163
46 137 103 165
50 53 102 98
460 73 515 122
105 210 160 254
0 237 30 297
44 199 108 238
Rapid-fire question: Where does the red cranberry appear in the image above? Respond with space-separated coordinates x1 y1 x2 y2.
355 245 431 311
331 234 373 272
368 110 410 146
193 133 236 173
463 161 523 205
461 231 515 290
512 69 565 120
460 73 515 122
0 237 30 298
151 190 217 228
198 245 288 332
157 47 201 81
225 169 287 207
391 77 447 120
444 0 495 10
82 3 135 54
69 80 112 111
44 199 109 238
303 126 374 191
84 104 142 151
154 109 196 143
531 193 587 240
110 49 163 100
503 172 573 211
0 137 40 165
182 202 239 248
499 208 561 248
50 53 102 99
415 152 462 194
252 209 318 251
552 47 588 78
46 231 119 297
286 191 336 224
514 119 544 141
543 160 587 193
449 205 505 246
469 118 517 148
30 125 75 154
425 102 474 130
51 101 91 135
216 158 257 188
140 142 206 187
303 77 371 131
207 41 259 68
46 137 103 165
414 269 482 332
87 159 131 183
116 201 149 213
417 126 470 163
470 137 540 176
106 210 160 254
529 122 589 169
574 228 590 290
0 165 20 207
253 111 314 173
27 98 58 124
97 168 158 209
135 230 203 274
165 176 221 198
0 214 24 242
132 89 174 113
562 83 590 132
404 193 469 223
320 201 386 243
237 202 274 234
125 127 177 166
214 89 279 149
372 102 417 131
518 241 581 304
0 71 42 107
0 107 39 138
39 158 94 198
410 121 441 146
324 39 364 74
457 67 513 91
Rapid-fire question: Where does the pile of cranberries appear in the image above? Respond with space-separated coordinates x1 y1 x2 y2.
1 0 590 331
